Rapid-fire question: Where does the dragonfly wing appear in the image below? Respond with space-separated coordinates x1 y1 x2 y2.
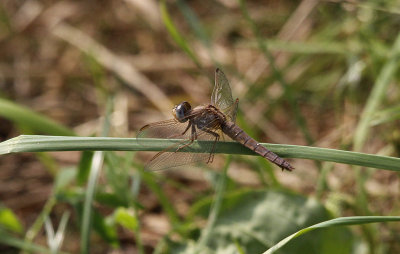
137 116 222 171
211 68 238 122
143 128 220 171
223 98 239 123
144 147 210 171
137 119 191 143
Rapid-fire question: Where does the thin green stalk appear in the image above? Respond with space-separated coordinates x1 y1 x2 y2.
160 0 202 69
131 173 144 254
238 0 314 146
23 197 57 254
351 29 400 254
80 151 104 254
175 0 220 75
80 98 112 254
353 32 400 151
197 155 232 249
176 0 210 48
140 168 181 229
315 162 334 198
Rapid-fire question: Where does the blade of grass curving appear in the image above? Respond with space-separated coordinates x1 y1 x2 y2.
160 0 202 68
262 216 400 254
0 98 75 136
197 155 232 248
1 136 400 171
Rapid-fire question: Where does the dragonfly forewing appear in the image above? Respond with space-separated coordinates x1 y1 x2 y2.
137 119 189 145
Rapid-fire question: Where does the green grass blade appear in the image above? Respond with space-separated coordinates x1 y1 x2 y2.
0 233 69 254
81 97 112 254
176 0 210 47
371 104 400 126
80 151 104 254
24 198 57 252
1 135 399 171
351 27 400 245
0 98 75 136
160 0 201 68
354 32 400 151
0 207 23 233
262 216 400 254
246 39 349 55
140 169 182 228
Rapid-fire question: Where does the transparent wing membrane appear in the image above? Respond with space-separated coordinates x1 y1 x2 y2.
223 98 239 122
137 116 222 171
143 132 217 171
211 68 238 122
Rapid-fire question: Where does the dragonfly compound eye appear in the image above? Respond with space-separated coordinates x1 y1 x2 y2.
173 101 191 122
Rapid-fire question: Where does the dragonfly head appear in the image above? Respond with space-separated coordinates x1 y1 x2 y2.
173 101 191 123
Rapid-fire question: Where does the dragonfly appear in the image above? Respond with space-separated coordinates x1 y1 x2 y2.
138 68 294 171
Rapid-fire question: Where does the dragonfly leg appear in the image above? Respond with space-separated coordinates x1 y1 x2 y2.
175 122 196 152
203 129 219 163
168 122 191 139
181 122 192 135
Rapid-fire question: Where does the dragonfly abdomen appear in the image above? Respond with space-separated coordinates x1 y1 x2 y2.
222 121 294 171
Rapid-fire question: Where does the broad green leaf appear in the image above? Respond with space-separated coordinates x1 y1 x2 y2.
92 208 119 247
113 207 138 232
76 203 118 248
175 189 354 254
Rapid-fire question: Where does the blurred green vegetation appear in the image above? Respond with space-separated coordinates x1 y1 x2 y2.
0 0 400 253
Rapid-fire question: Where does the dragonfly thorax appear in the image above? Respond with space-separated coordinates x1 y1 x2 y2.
173 101 192 123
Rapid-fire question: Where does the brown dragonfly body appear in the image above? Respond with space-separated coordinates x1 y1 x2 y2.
221 120 293 171
138 69 294 171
